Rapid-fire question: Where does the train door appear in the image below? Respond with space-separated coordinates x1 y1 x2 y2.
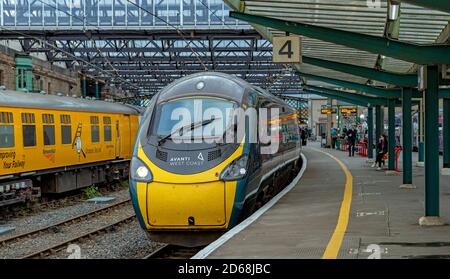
116 115 132 158
122 115 132 157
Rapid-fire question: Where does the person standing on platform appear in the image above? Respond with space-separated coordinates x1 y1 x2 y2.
301 128 307 146
346 125 357 157
331 127 338 149
372 134 388 170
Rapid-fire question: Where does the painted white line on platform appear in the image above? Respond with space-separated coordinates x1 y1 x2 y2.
191 152 308 259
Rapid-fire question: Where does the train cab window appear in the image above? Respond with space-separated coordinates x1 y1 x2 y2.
153 98 236 139
21 113 36 147
42 114 55 146
103 116 112 142
0 112 14 148
60 114 72 144
90 116 100 142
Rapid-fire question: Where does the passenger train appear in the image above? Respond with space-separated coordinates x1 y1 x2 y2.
0 89 141 207
130 72 302 246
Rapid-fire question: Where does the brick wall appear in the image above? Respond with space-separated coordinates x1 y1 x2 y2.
0 45 81 96
0 47 16 89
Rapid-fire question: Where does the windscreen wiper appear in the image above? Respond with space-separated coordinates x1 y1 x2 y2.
157 117 221 146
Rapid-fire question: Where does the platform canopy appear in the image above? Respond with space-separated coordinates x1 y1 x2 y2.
225 0 450 90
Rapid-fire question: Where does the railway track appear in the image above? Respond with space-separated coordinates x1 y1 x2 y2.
0 198 132 247
143 244 204 259
20 213 136 259
0 185 126 220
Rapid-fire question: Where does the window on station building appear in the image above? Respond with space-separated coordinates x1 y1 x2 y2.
0 112 14 148
21 113 36 147
42 113 55 146
33 75 42 91
90 116 100 142
103 116 112 142
60 114 72 145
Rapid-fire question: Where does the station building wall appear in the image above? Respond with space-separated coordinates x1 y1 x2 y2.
0 44 80 96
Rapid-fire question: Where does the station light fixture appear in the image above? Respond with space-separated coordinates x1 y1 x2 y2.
388 1 400 21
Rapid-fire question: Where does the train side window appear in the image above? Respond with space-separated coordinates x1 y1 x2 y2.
103 116 112 142
60 114 72 144
0 112 14 148
90 116 100 142
21 113 36 147
42 114 55 146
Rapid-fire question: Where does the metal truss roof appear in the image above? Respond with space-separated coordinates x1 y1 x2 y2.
0 0 305 96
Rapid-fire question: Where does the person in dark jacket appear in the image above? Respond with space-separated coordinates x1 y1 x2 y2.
346 126 357 156
301 128 307 146
372 134 388 170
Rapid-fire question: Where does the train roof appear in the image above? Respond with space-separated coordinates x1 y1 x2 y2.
0 89 141 115
156 72 291 109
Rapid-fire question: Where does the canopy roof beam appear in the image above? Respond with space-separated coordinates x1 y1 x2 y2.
297 71 403 98
303 56 417 87
302 89 367 107
304 85 387 106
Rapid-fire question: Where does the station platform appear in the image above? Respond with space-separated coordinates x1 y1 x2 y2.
197 142 450 259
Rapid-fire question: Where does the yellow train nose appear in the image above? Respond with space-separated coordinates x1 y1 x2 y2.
147 181 227 227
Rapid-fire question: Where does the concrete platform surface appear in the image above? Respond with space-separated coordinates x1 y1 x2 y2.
204 142 450 259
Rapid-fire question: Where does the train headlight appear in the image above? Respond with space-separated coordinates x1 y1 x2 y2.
130 157 153 182
220 155 249 181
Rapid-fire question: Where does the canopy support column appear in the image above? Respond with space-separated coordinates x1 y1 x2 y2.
443 98 450 170
417 98 425 166
400 88 414 188
367 106 374 160
420 65 444 226
387 99 396 172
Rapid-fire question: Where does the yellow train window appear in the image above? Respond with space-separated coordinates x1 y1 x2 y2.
42 114 55 146
60 114 71 145
22 113 36 147
103 116 112 142
90 116 100 143
0 112 14 148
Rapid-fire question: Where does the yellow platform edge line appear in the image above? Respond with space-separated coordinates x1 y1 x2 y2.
311 148 353 259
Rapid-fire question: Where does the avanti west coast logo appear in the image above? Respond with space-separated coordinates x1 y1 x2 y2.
168 152 205 166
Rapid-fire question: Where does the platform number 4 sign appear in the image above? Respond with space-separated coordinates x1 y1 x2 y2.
273 36 302 64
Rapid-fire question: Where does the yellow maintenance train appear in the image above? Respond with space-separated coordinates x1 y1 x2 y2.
0 89 140 207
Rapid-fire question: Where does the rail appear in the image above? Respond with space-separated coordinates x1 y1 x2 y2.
20 213 136 259
0 198 131 247
143 244 204 259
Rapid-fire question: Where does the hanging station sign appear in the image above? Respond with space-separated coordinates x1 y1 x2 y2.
273 36 302 63
340 107 357 114
321 106 337 114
